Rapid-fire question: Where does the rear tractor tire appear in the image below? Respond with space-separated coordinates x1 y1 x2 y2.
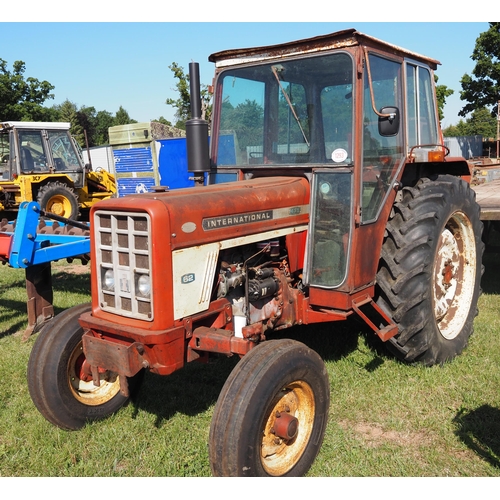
376 174 484 366
209 339 330 477
37 181 79 220
27 303 143 430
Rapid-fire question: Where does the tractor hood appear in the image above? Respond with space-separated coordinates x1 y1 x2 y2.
91 176 311 250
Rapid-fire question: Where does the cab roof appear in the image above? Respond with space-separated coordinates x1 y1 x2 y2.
209 28 440 70
0 121 71 132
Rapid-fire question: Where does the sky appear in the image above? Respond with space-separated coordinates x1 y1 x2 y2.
0 7 493 130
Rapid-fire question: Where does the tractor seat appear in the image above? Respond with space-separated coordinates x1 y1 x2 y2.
21 148 35 172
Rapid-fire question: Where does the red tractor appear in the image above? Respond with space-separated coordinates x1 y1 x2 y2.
27 29 483 476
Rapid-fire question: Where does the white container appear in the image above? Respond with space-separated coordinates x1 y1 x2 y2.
233 314 247 338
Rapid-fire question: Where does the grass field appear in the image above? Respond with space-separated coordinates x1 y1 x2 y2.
1 250 500 478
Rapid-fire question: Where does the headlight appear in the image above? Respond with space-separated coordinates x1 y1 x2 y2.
136 274 151 297
103 269 115 291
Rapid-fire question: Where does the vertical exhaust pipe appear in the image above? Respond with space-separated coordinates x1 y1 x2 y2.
186 62 210 185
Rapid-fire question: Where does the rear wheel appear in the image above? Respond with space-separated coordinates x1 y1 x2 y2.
27 303 143 430
209 339 330 476
37 181 79 220
376 175 484 365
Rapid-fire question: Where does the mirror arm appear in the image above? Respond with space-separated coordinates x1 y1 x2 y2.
363 47 395 119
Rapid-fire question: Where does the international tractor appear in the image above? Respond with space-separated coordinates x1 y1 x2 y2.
0 121 116 220
27 29 484 476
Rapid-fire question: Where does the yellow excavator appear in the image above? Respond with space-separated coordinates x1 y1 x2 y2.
0 121 116 220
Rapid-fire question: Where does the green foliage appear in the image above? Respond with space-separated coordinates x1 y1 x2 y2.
442 119 468 137
220 99 264 151
0 59 55 121
0 58 140 147
114 106 137 127
165 62 212 130
460 22 500 118
435 74 454 122
278 82 310 146
93 110 115 146
152 116 173 126
443 107 497 138
47 101 138 147
51 100 85 145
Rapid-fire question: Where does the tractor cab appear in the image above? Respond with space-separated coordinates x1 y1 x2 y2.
208 29 453 293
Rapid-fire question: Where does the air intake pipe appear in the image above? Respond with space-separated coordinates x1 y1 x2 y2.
186 62 210 184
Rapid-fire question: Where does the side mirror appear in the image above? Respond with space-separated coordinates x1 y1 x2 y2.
378 106 400 137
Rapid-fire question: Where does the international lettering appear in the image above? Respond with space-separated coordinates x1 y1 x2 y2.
203 210 273 230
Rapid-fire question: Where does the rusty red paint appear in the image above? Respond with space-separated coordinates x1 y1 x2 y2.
272 411 299 441
73 27 463 389
209 29 439 70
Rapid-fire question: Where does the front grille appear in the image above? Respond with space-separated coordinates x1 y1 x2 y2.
94 210 153 321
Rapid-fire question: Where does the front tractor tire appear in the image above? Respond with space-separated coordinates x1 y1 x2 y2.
209 339 330 477
27 303 142 430
37 181 79 220
376 174 484 366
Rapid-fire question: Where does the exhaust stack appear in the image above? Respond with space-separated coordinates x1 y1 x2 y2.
186 62 210 184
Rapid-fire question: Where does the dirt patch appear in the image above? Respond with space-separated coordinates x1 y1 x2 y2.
339 420 431 448
61 262 90 274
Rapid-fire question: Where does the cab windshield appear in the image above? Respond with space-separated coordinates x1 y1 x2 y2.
18 129 83 173
215 52 354 167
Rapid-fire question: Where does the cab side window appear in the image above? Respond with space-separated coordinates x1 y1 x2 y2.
361 54 404 223
19 131 47 173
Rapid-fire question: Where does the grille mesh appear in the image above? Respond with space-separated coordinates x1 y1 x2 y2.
94 210 153 321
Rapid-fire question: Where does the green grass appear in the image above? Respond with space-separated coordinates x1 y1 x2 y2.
1 253 500 477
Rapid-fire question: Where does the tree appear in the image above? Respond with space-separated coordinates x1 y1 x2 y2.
75 105 112 148
48 101 136 146
0 59 55 121
465 107 498 138
434 75 454 122
442 119 468 137
152 116 172 126
51 100 85 146
220 99 264 151
94 110 115 145
114 106 137 127
442 107 497 138
165 62 212 130
78 106 136 146
76 105 98 146
459 23 500 117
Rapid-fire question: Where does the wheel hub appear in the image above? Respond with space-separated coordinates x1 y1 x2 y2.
47 197 68 217
260 381 315 476
68 341 121 405
432 212 477 340
272 410 299 440
434 229 459 321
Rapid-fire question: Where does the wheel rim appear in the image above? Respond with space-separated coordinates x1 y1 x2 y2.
45 194 72 217
432 211 477 340
260 380 315 476
67 341 121 405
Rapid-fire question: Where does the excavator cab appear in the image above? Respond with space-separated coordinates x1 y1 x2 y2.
3 122 86 188
0 121 116 220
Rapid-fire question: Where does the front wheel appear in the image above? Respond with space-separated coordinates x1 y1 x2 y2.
376 175 484 365
209 339 330 477
36 181 79 220
27 303 143 430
